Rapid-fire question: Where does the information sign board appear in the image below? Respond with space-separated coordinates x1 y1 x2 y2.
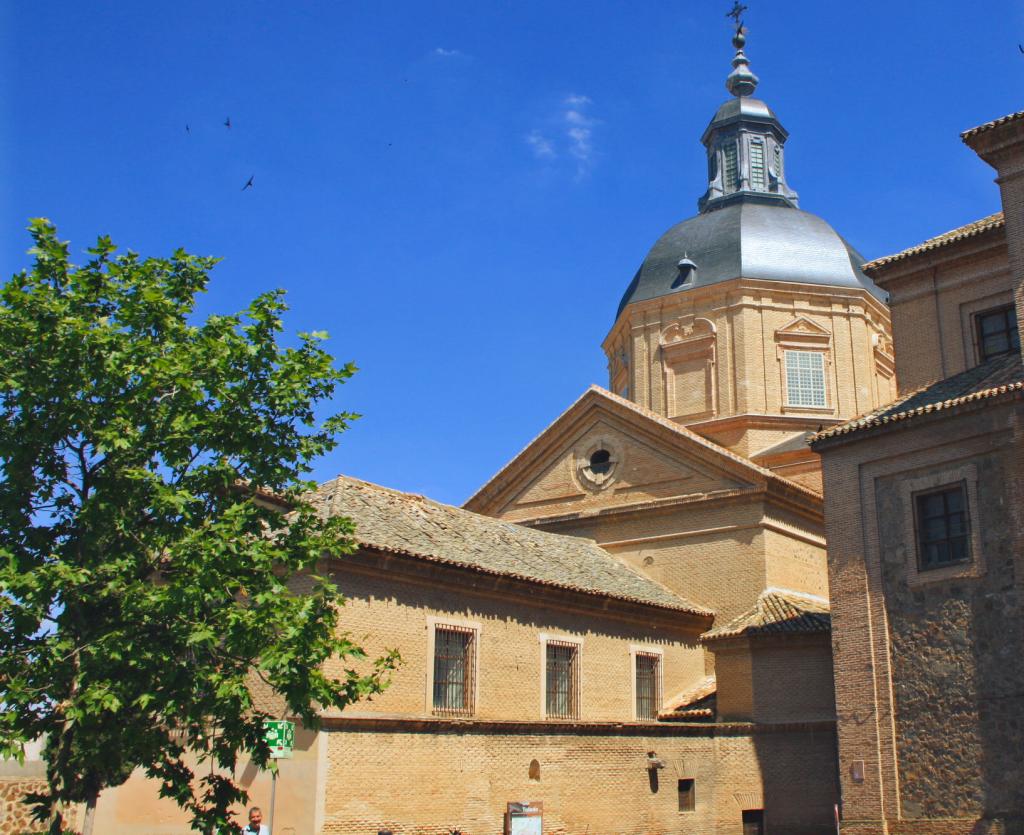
505 801 542 835
263 720 295 759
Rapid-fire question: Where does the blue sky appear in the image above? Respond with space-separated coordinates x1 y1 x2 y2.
3 1 1022 505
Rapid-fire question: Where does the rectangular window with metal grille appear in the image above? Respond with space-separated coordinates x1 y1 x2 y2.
635 652 661 721
749 141 766 191
545 641 580 720
785 350 827 408
723 143 738 193
915 483 971 571
432 624 475 715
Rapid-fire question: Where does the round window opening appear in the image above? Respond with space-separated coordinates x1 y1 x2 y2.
589 449 612 475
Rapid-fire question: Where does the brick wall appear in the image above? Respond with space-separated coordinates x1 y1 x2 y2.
602 278 895 458
321 723 839 835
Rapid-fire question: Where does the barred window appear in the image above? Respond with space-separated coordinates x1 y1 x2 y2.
915 483 971 571
976 305 1019 362
723 142 738 194
749 141 766 191
785 350 827 408
635 652 661 721
545 641 580 720
432 624 476 715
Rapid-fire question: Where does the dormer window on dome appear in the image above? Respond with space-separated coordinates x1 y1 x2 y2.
673 257 697 289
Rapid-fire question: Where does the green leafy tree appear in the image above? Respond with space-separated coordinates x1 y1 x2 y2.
0 220 397 835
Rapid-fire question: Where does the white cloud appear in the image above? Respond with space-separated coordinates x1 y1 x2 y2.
562 94 596 175
433 47 463 57
525 93 599 178
526 130 556 159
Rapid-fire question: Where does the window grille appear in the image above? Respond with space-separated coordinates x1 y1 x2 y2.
915 483 971 570
976 305 1020 361
723 143 738 193
785 350 827 408
545 641 580 720
635 652 661 721
749 141 766 191
432 624 476 715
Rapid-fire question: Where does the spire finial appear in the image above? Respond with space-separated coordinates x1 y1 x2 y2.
724 3 758 98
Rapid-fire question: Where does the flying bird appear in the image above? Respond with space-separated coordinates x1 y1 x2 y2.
224 117 232 129
1019 43 1024 53
185 123 191 135
242 175 254 191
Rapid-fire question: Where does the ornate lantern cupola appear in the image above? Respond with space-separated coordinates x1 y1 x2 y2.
698 22 799 212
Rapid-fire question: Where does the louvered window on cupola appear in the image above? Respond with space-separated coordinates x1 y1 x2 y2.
773 143 783 179
749 140 766 191
722 142 738 193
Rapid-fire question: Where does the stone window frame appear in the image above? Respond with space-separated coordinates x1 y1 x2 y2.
538 633 584 721
574 436 624 493
774 318 837 416
629 644 664 722
425 615 482 717
899 464 984 587
660 318 718 422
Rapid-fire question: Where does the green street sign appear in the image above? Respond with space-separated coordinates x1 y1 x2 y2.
264 720 295 759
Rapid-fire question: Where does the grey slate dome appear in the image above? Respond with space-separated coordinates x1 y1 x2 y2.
616 202 884 318
616 19 884 320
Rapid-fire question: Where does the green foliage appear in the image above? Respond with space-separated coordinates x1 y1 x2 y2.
0 220 398 834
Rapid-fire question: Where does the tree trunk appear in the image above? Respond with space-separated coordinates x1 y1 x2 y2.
47 806 64 835
82 791 99 835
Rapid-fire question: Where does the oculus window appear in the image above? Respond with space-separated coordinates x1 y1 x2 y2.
785 350 827 408
915 483 971 571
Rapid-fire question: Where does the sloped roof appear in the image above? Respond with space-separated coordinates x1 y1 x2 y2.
961 110 1024 142
813 352 1023 445
314 475 711 617
464 385 821 513
701 589 830 641
750 431 814 460
661 675 716 713
862 212 1004 271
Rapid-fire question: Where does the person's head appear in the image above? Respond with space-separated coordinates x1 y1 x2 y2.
248 807 263 826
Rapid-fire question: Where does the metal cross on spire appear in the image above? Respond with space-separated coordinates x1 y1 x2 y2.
726 1 748 28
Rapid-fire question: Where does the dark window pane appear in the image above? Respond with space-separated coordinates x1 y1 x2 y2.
915 484 972 571
977 306 1019 361
545 642 579 720
635 653 661 721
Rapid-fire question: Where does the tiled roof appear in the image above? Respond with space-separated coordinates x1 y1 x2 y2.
314 475 711 617
661 675 716 713
862 213 1004 271
701 589 830 641
813 352 1023 444
961 110 1024 142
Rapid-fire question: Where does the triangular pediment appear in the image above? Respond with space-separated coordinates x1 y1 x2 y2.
465 387 773 522
775 316 832 337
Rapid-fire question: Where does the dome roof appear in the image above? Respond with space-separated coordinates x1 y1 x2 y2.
616 202 886 319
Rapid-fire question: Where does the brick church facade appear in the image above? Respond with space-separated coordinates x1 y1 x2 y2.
3 22 1021 835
